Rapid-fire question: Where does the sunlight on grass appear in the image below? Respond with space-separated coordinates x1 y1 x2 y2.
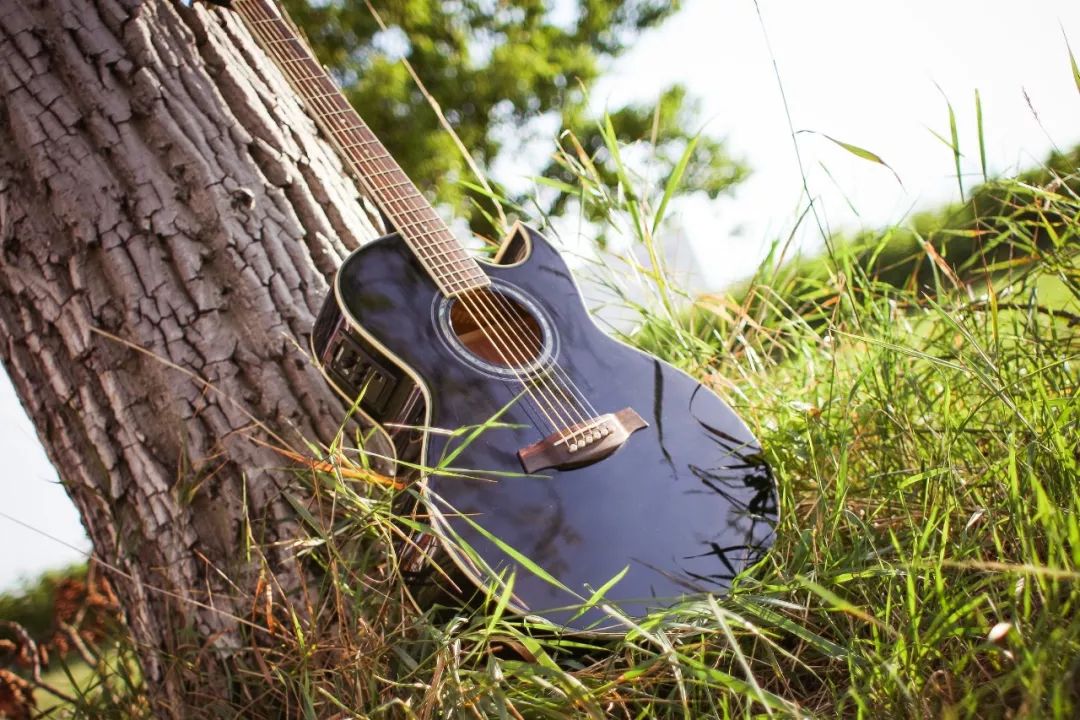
34 660 93 713
218 131 1075 717
36 123 1079 718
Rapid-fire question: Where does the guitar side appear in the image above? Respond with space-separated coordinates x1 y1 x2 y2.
323 226 777 631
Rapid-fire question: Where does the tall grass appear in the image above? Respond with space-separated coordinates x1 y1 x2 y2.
39 128 1080 718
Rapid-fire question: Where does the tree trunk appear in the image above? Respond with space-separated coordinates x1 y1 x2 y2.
0 0 380 713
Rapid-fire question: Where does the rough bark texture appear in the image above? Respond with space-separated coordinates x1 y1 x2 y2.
0 0 380 713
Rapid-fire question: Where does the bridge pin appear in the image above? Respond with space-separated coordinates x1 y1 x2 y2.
569 443 579 452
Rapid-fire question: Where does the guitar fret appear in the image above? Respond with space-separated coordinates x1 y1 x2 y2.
411 235 465 256
265 36 301 49
320 107 354 119
350 151 397 165
373 184 423 207
440 268 488 287
410 232 468 254
387 209 430 227
421 254 473 274
428 246 472 262
417 253 482 278
420 260 484 287
445 278 491 296
369 180 412 196
339 138 380 151
322 115 363 132
289 72 327 85
280 54 314 68
379 180 416 192
377 190 437 212
401 226 453 247
403 232 447 251
425 254 478 274
390 205 428 219
307 91 345 103
427 255 479 277
412 233 466 253
357 164 402 176
389 212 431 228
376 179 419 190
282 70 324 86
441 264 487 279
361 170 409 187
344 154 390 168
353 155 385 168
419 250 488 287
266 35 305 48
405 233 475 262
347 157 395 173
393 215 442 233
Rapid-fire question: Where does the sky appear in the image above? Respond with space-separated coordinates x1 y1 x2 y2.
2 0 1079 590
586 0 1080 287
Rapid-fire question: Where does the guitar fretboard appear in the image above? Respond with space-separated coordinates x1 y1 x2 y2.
231 0 489 296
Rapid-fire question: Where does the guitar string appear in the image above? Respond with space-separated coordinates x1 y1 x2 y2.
455 257 602 419
383 213 604 442
462 285 594 427
390 211 604 440
457 282 602 434
237 0 599 440
387 206 604 435
236 1 584 439
237 0 601 443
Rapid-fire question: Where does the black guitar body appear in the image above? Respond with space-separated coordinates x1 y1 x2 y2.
314 225 777 632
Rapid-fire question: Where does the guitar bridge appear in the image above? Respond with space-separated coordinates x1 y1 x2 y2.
517 408 647 474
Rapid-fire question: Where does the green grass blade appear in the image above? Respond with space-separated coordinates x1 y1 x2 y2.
652 133 700 236
976 88 988 182
1066 32 1080 95
799 130 904 188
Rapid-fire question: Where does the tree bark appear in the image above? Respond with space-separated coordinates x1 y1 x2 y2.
0 0 380 713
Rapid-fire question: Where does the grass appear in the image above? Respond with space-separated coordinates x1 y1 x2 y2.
27 129 1080 717
35 660 94 713
36 648 145 717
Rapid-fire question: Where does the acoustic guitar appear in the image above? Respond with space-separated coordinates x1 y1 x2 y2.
224 0 778 632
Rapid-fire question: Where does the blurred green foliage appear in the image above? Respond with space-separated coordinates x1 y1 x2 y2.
282 0 747 233
791 145 1080 296
0 564 86 642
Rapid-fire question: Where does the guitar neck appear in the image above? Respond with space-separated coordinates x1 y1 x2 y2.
230 0 489 296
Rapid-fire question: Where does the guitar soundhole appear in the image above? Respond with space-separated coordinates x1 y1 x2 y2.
449 288 545 369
